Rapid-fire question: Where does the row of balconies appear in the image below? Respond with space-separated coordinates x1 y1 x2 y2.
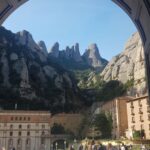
131 119 144 123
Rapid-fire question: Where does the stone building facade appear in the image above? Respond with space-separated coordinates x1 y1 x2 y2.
126 95 150 139
0 111 51 150
93 97 132 139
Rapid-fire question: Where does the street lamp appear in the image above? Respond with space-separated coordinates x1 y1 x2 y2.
64 140 67 150
51 144 53 150
74 139 77 150
85 137 88 145
55 142 58 150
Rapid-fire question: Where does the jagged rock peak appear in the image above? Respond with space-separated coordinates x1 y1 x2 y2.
49 42 59 58
16 30 39 50
88 43 99 52
83 43 107 68
68 43 82 62
38 41 48 55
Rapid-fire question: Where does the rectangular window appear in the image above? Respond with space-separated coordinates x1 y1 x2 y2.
140 115 143 121
138 100 142 107
132 117 135 123
10 132 13 136
141 124 143 130
131 125 135 130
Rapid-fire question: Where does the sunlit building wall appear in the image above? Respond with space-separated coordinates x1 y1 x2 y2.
0 111 51 150
126 95 150 139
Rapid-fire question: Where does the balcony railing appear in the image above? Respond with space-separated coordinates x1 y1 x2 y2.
130 105 134 108
139 103 142 107
131 120 135 123
131 112 135 116
140 119 144 122
139 111 143 114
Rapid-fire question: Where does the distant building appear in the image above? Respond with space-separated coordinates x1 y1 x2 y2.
0 111 51 150
126 95 150 139
91 97 131 139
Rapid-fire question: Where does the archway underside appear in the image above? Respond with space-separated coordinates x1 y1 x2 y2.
0 0 150 100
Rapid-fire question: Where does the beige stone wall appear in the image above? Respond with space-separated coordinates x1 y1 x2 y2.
126 95 150 139
99 97 131 139
51 113 83 135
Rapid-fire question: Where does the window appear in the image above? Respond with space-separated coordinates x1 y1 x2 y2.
18 132 21 136
130 102 134 108
41 131 45 136
19 125 22 129
19 117 22 121
138 100 142 107
141 124 143 130
42 125 45 129
15 117 18 121
131 125 135 130
8 139 13 145
10 124 13 129
132 117 135 123
140 115 144 122
17 139 21 145
24 117 26 121
139 108 143 114
27 124 30 129
26 138 30 145
148 114 150 120
27 131 30 136
10 132 13 136
147 106 150 113
28 117 30 121
41 138 45 145
131 108 134 115
11 117 13 121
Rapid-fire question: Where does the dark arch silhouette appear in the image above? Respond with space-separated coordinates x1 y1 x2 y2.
0 0 150 101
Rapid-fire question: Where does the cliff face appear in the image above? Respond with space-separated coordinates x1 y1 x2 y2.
0 27 82 112
101 32 147 95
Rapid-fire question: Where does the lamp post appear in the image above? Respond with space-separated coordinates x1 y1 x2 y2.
55 142 58 150
92 127 95 140
64 140 66 150
74 139 77 150
85 137 88 145
51 144 53 150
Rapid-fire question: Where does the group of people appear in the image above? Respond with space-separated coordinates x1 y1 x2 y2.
69 140 149 150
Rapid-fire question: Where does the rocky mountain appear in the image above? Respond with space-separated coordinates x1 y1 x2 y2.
87 32 147 96
0 27 82 112
49 42 108 71
82 43 108 71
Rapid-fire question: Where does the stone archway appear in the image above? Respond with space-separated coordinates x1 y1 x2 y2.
0 0 150 100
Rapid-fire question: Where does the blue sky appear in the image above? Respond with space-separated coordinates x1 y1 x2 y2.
3 0 137 60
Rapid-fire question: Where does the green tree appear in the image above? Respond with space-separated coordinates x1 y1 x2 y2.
96 80 126 101
51 123 66 134
93 113 113 138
